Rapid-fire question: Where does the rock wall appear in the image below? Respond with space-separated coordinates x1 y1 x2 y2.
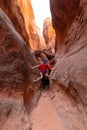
0 8 40 130
0 0 29 44
43 17 55 49
0 0 45 50
50 0 80 50
16 0 46 50
50 0 87 129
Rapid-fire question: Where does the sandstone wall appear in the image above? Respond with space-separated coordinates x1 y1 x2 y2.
50 0 87 129
0 8 40 130
16 0 46 50
50 0 80 50
0 0 29 44
0 0 45 50
43 17 55 49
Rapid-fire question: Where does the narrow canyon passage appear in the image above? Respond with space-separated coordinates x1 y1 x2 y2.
30 91 63 130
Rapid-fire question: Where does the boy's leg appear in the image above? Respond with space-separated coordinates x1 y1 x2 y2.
41 74 50 90
34 72 43 82
34 77 42 82
44 72 49 78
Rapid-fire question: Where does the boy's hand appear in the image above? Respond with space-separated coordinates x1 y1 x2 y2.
34 79 36 83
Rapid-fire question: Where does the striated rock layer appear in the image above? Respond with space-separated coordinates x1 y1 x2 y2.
50 0 87 129
0 8 40 130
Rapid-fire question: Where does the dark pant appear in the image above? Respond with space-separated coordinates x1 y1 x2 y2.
41 74 50 89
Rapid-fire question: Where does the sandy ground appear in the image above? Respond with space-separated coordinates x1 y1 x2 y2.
30 91 63 130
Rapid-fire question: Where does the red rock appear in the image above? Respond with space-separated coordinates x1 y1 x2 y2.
43 17 55 48
0 0 29 45
50 0 80 49
50 0 87 129
16 0 46 50
0 8 40 130
0 0 45 50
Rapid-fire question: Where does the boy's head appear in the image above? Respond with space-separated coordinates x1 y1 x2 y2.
43 59 48 64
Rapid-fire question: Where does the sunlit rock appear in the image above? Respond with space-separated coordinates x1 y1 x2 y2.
29 26 46 50
16 0 46 50
0 0 45 50
43 17 55 50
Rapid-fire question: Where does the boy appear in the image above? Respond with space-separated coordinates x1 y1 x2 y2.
32 59 51 83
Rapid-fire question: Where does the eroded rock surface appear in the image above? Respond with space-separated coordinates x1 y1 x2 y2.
16 0 46 50
43 17 55 49
50 0 80 49
50 0 87 129
0 8 40 130
0 0 29 44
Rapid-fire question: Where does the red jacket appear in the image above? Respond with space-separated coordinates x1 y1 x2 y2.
39 64 51 73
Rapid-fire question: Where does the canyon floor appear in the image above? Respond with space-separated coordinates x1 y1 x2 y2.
30 89 63 130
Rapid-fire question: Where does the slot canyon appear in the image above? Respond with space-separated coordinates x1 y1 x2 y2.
0 0 87 130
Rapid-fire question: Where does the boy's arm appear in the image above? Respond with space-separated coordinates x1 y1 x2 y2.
47 64 51 70
32 64 40 69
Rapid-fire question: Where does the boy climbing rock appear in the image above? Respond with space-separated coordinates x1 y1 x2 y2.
32 59 51 89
